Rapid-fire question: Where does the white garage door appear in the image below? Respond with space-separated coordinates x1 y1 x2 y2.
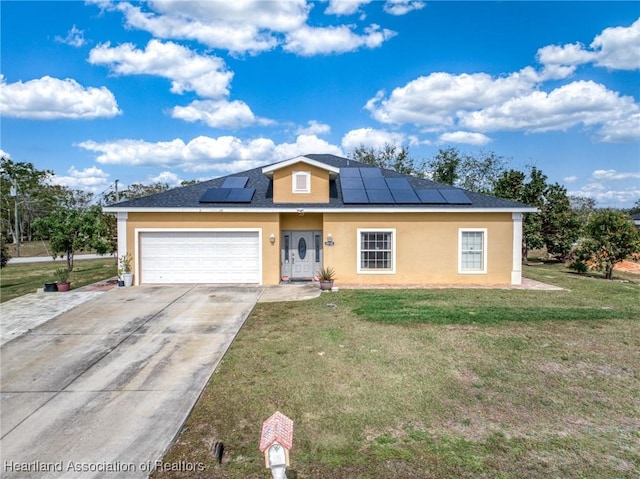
140 231 260 284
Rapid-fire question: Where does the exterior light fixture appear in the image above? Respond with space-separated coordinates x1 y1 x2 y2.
325 233 334 246
270 233 276 244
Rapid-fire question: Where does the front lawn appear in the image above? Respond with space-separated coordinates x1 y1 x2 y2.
0 258 117 302
154 263 639 479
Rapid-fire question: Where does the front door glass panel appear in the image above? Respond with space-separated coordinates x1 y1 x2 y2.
298 237 307 260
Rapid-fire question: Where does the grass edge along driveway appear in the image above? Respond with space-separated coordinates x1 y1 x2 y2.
162 264 637 478
0 258 117 303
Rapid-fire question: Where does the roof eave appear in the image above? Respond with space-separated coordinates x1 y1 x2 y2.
104 206 538 214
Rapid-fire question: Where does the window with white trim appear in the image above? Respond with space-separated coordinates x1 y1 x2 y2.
292 171 311 193
357 228 396 274
459 228 487 274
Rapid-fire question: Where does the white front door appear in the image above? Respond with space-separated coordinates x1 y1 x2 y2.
281 231 322 280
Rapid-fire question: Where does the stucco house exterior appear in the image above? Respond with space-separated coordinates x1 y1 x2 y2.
104 154 536 287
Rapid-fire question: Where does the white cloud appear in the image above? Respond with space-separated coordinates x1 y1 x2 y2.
590 17 640 70
98 1 395 57
459 81 640 140
89 39 271 129
323 0 425 17
341 127 408 150
107 1 307 55
77 134 343 174
536 43 596 78
284 23 395 56
568 183 640 207
89 39 233 98
366 69 538 127
563 176 578 184
567 167 640 207
0 75 121 120
0 149 12 159
364 20 640 144
592 169 640 181
383 0 425 16
437 131 491 146
537 18 640 72
325 0 372 16
367 70 640 143
273 134 344 160
296 120 331 136
597 113 640 143
55 25 86 47
51 166 110 192
147 171 183 187
171 99 271 129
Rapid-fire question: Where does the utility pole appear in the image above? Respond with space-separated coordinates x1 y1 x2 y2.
11 180 19 257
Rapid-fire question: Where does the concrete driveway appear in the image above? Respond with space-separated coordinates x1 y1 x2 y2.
1 284 263 478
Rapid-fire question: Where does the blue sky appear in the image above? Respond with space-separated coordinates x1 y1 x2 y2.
1 1 639 207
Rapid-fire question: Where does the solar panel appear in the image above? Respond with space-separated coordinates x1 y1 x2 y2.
342 189 369 203
359 167 383 178
226 187 255 202
340 168 362 178
199 188 231 202
415 189 447 204
366 189 395 204
390 188 420 203
385 177 412 190
362 177 387 189
340 177 365 189
439 189 472 204
221 176 249 189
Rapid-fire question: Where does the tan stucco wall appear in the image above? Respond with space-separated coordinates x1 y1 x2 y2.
272 163 330 203
125 212 281 285
124 211 516 286
322 212 514 285
280 213 323 231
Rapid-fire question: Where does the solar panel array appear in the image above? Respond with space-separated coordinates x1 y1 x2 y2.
339 168 472 205
199 176 255 203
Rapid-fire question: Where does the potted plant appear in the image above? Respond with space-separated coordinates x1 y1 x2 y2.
318 266 336 291
54 267 71 292
44 275 58 293
119 252 134 287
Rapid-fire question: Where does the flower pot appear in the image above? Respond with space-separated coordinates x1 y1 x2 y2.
122 272 133 287
44 282 57 293
319 280 334 291
56 281 71 292
118 280 125 287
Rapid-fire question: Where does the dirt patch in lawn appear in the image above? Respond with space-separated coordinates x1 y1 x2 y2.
614 260 640 274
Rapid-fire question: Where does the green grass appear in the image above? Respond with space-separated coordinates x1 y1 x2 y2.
153 263 640 478
4 240 104 258
0 258 117 302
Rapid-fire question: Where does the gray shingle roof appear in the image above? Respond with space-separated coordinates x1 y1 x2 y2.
106 154 532 210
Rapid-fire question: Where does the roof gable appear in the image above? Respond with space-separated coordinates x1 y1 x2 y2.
262 155 340 177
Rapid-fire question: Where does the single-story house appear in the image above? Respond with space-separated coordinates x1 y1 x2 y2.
104 154 536 287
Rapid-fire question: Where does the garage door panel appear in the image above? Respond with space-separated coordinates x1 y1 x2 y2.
140 231 260 284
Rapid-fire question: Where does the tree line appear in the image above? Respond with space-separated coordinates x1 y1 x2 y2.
2 150 639 279
0 156 181 270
